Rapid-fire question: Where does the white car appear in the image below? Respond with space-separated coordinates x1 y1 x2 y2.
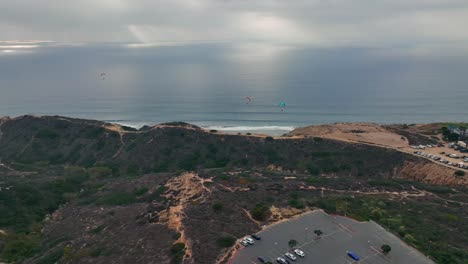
294 249 305 257
285 252 297 261
276 257 288 264
244 237 254 245
240 240 249 246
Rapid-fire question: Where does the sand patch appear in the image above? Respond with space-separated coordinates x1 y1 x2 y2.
289 123 409 148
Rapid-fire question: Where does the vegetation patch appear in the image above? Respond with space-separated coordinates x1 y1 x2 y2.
216 236 236 248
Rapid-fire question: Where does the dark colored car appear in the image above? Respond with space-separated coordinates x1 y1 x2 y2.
347 251 360 261
251 234 262 240
257 256 267 263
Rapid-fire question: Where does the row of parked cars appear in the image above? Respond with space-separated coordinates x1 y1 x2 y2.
240 234 261 246
241 234 306 263
273 249 306 264
449 142 468 153
414 151 468 169
411 143 443 149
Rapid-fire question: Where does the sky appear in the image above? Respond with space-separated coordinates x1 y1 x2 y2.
1 0 468 51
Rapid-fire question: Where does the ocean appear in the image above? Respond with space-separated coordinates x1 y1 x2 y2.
1 43 467 135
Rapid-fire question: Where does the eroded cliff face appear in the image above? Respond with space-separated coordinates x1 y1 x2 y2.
398 161 468 186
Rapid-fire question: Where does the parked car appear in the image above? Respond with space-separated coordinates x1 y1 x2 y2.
257 256 267 263
244 237 254 245
294 249 305 257
251 234 261 240
240 240 249 246
285 252 297 261
346 251 360 261
276 257 289 264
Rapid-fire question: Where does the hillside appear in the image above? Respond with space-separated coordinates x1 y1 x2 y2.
0 116 467 264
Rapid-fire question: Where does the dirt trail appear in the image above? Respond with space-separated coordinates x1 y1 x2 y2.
300 185 428 198
159 173 213 263
301 184 468 206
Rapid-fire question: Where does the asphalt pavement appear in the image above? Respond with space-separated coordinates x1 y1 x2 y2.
231 210 434 264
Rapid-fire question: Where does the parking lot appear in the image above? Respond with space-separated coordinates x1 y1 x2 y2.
231 210 434 264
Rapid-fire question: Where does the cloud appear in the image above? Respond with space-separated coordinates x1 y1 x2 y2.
1 0 468 50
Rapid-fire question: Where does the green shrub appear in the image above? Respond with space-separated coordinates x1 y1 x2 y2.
307 164 321 175
126 164 139 176
90 225 105 234
250 204 270 221
84 127 105 138
88 166 113 178
170 243 185 264
381 244 391 255
212 203 224 212
36 129 59 139
288 239 298 247
454 170 465 177
37 247 64 264
133 187 149 196
289 199 305 209
97 192 137 206
1 234 39 262
217 236 236 248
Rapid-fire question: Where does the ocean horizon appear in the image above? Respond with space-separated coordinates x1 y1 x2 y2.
1 42 468 135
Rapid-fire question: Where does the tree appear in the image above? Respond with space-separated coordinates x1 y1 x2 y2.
314 229 323 236
381 244 391 255
250 204 270 221
212 203 223 212
217 236 236 248
460 126 467 141
288 239 298 248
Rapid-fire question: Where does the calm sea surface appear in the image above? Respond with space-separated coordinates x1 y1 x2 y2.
1 43 467 135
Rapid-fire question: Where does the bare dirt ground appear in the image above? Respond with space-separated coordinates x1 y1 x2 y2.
289 123 409 148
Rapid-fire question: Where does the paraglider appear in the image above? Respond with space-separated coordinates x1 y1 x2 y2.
279 101 286 111
245 96 253 104
99 72 106 80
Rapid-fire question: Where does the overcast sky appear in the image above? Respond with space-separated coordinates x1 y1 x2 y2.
1 0 468 50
